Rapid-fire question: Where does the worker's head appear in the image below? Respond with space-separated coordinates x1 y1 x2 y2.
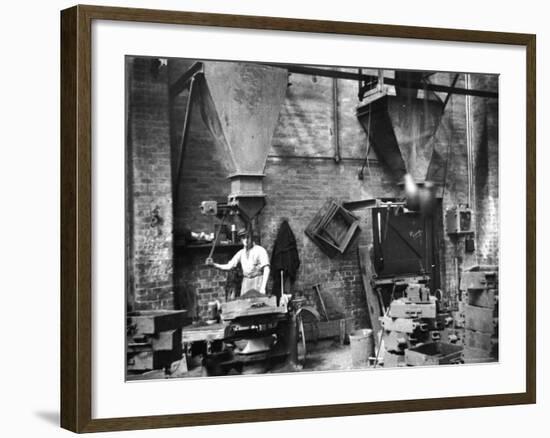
237 228 253 250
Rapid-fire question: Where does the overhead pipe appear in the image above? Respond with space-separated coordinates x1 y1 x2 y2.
261 63 498 98
332 78 341 163
465 73 474 208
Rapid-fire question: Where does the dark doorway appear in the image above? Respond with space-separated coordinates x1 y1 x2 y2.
372 203 441 293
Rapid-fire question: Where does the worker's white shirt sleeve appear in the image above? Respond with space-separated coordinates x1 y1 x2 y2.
256 245 270 269
227 249 243 270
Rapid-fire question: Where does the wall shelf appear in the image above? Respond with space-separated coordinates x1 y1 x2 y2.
174 240 242 252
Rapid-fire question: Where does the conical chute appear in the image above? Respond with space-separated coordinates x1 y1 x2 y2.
357 94 443 183
357 86 444 212
196 62 288 220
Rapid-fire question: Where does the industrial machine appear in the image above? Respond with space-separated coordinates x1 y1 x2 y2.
181 292 306 376
380 283 459 367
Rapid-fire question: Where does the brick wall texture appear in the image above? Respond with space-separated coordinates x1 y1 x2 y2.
126 58 499 326
126 57 174 310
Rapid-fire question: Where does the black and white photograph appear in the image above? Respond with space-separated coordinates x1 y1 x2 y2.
125 57 499 380
1 0 545 435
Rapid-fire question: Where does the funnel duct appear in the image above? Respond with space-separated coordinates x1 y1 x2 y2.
196 62 287 220
357 94 444 184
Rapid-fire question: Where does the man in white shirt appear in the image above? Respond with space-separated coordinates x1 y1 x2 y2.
209 228 271 296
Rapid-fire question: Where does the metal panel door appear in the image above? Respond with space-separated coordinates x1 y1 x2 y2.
372 207 439 289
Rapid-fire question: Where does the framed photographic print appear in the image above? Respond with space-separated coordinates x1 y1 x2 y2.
60 4 536 433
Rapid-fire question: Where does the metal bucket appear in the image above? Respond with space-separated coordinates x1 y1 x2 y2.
349 329 374 368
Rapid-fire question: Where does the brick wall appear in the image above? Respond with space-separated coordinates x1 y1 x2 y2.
170 70 400 323
472 75 499 266
433 73 499 306
128 59 499 324
126 57 174 311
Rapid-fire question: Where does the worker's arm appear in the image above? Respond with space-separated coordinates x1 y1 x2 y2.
259 265 270 294
209 250 241 270
257 246 271 294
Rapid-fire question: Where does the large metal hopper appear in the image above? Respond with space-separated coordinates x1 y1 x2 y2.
196 62 288 220
357 94 444 184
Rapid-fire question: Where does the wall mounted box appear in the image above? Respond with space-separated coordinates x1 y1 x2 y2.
445 205 473 235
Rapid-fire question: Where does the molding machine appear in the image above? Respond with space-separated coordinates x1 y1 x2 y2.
181 292 306 376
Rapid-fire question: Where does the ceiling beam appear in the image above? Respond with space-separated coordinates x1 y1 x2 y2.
170 62 203 97
263 63 498 98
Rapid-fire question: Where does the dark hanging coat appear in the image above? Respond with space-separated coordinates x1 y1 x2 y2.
270 220 300 299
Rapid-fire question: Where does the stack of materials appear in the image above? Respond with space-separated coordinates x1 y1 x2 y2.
381 283 461 367
459 266 499 363
381 283 438 367
126 310 188 372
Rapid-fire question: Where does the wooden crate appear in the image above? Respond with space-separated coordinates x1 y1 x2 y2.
462 346 497 364
127 329 183 371
464 305 497 333
127 310 189 335
303 318 354 343
467 289 498 309
127 349 182 372
463 329 498 356
305 199 360 258
460 269 498 291
405 342 463 366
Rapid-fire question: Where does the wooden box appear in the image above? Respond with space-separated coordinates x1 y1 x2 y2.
127 329 182 371
462 346 497 364
460 269 498 291
306 200 360 258
464 305 497 333
389 297 437 319
467 289 498 309
405 342 463 366
127 310 189 335
303 318 354 343
463 329 498 353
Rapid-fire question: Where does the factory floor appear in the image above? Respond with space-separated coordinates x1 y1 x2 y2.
276 339 355 373
128 339 359 381
198 339 358 377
